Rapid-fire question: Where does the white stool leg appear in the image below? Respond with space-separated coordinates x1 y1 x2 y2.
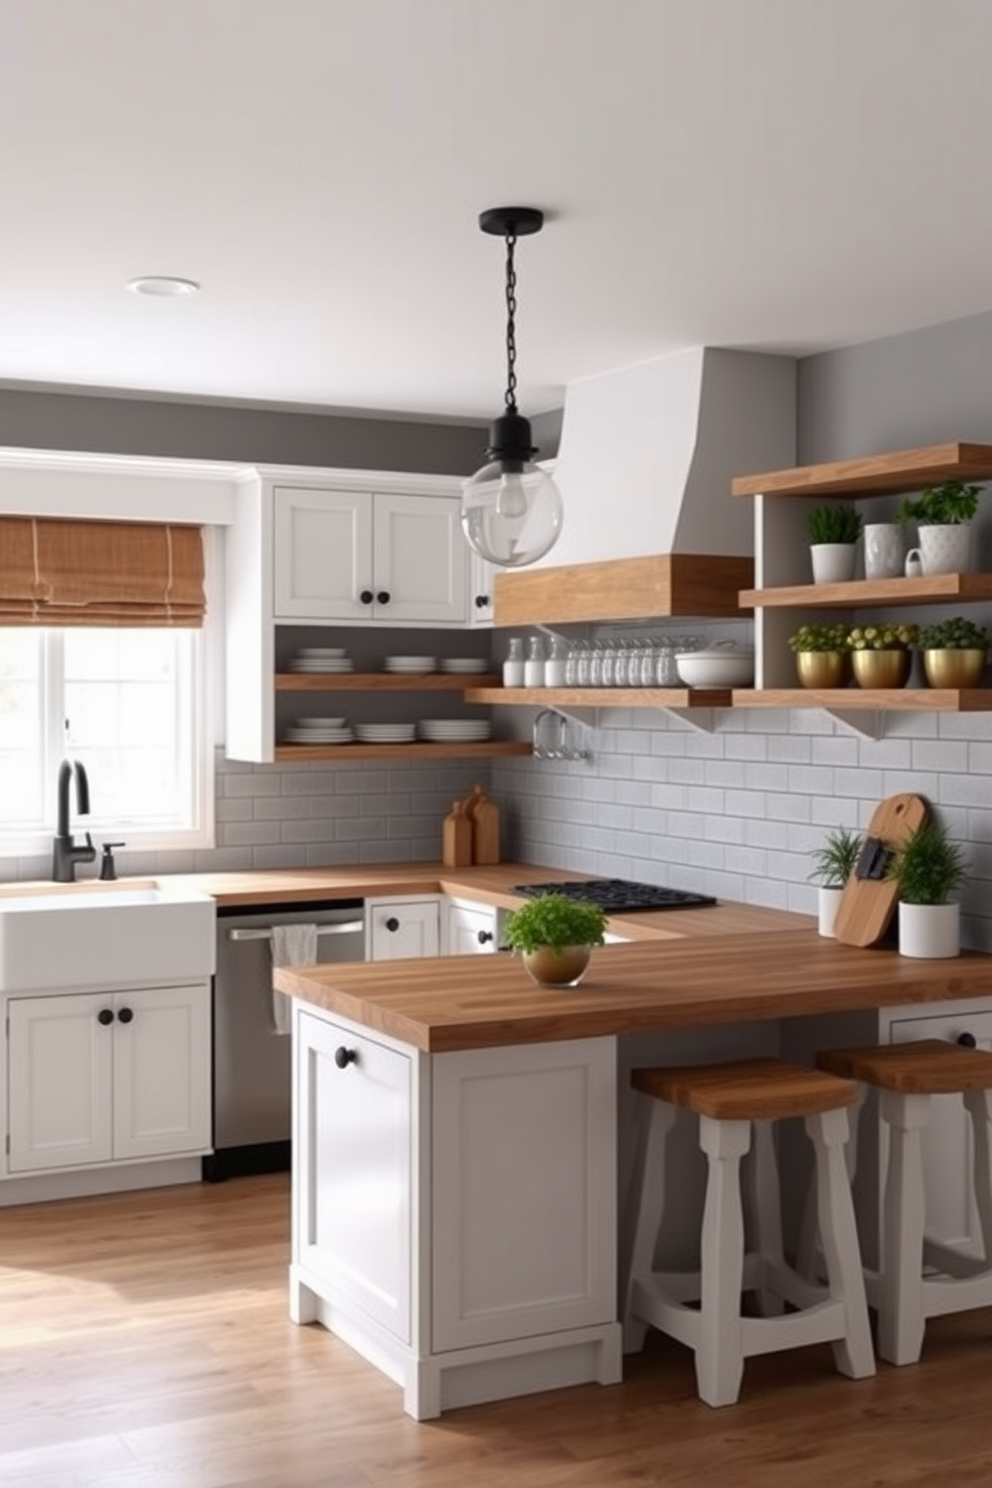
695 1114 750 1408
805 1105 875 1380
622 1094 677 1352
747 1119 784 1315
879 1089 932 1366
797 1085 865 1281
964 1088 992 1265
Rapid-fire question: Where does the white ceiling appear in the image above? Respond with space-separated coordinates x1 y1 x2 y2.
4 0 992 422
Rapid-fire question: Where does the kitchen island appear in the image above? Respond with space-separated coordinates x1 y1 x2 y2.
275 932 992 1419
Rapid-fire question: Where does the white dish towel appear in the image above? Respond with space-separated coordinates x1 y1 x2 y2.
269 923 318 1035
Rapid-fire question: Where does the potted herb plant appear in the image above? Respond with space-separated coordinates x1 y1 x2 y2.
896 480 984 576
808 826 863 938
807 504 864 584
503 892 608 987
917 616 989 689
788 622 852 689
847 622 919 689
887 821 968 959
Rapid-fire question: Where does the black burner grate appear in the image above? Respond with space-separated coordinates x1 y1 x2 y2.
512 879 716 913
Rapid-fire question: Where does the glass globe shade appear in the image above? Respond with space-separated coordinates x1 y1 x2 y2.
461 460 564 568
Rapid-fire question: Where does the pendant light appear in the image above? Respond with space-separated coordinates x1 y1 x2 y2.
461 206 564 569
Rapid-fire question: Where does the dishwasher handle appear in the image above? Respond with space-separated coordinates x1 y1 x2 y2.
227 919 364 943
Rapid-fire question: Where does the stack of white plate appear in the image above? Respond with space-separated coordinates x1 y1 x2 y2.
383 655 436 674
439 657 491 674
418 719 493 742
354 723 418 744
284 717 353 744
288 647 354 674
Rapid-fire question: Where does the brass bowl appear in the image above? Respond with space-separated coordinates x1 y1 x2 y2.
921 648 988 689
795 651 850 689
850 648 912 689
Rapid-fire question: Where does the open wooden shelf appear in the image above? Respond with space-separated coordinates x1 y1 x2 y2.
276 672 500 692
740 574 992 609
732 442 992 499
464 686 734 710
273 740 532 762
732 688 992 712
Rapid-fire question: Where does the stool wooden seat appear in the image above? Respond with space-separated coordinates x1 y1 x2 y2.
816 1039 992 1366
623 1057 875 1408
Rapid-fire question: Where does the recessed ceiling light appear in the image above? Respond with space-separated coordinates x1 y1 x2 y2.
127 276 201 297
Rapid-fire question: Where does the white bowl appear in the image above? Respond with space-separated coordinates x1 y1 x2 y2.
675 647 755 688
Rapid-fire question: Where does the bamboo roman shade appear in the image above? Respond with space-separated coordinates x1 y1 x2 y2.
0 517 206 627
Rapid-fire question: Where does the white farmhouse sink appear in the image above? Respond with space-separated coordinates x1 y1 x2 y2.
0 884 216 991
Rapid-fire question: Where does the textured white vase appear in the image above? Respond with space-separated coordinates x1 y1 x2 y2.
817 886 844 938
863 522 903 579
918 523 972 575
810 543 857 583
898 901 960 959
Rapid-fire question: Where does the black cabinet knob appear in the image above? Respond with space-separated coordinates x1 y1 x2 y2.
117 1007 134 1025
334 1046 357 1069
958 1031 978 1048
474 594 490 609
359 589 374 605
477 929 494 944
385 916 400 932
97 1008 114 1026
376 590 391 606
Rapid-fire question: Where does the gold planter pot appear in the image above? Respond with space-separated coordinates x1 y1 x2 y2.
795 651 850 689
850 649 912 689
921 648 988 689
522 945 592 988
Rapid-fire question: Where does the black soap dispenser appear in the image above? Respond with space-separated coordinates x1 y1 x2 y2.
99 841 125 881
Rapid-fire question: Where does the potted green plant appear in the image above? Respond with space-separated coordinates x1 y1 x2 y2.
896 480 984 576
846 622 919 689
807 504 864 584
887 821 968 959
788 622 852 689
916 616 989 689
808 826 863 937
503 892 608 987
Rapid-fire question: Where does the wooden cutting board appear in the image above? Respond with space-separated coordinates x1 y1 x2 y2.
833 793 930 948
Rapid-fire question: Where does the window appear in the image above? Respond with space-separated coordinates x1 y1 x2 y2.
0 627 212 856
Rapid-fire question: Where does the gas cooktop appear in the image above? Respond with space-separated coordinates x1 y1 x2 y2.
512 879 717 913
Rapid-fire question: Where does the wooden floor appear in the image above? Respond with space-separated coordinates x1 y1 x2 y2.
2 1176 992 1488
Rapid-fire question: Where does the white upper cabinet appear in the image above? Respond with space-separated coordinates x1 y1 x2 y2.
273 486 468 625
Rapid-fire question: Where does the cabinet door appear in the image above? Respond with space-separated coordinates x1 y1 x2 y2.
7 993 115 1172
367 898 440 961
113 984 212 1161
432 1036 617 1350
373 493 468 624
273 487 374 621
468 550 496 628
445 900 498 956
295 1010 412 1340
887 1006 992 1258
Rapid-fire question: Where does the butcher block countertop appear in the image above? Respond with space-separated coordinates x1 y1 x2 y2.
273 930 992 1054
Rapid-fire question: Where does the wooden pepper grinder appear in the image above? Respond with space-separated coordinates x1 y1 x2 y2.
465 783 500 865
442 798 473 867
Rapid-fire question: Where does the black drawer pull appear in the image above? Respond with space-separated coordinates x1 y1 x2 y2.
376 590 391 605
117 1007 134 1025
334 1046 357 1069
477 929 494 944
958 1031 978 1048
359 589 374 604
97 1008 114 1026
385 916 400 932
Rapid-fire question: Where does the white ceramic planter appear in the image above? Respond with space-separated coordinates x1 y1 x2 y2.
863 522 903 579
898 901 960 959
810 543 858 583
817 886 844 938
917 523 972 575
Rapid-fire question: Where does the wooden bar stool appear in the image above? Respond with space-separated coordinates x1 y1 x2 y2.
622 1057 875 1407
817 1039 992 1366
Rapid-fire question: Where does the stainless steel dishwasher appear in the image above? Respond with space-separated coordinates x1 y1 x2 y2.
203 899 364 1181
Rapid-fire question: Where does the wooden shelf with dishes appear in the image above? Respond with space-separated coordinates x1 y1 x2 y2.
464 686 733 710
733 441 992 720
275 672 502 692
273 740 532 762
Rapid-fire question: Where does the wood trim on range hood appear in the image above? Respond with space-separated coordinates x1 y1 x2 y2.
492 553 754 626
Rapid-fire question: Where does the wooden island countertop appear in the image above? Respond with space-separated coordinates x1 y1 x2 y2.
273 929 992 1053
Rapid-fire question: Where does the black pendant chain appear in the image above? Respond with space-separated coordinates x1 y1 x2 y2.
503 229 519 416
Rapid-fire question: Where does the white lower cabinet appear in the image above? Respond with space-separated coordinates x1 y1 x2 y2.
366 897 440 961
443 897 498 955
7 983 211 1175
289 1002 622 1419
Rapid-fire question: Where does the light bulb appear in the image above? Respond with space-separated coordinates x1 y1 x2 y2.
461 459 563 568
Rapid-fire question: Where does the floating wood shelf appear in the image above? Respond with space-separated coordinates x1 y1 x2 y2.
273 740 532 762
732 442 992 498
464 686 734 709
275 672 501 692
740 574 992 609
732 689 992 712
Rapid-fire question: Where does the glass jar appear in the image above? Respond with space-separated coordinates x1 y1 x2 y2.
523 634 546 687
502 636 525 687
545 635 569 688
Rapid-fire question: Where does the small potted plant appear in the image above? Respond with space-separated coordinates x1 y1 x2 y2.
788 622 852 689
807 504 864 584
503 892 607 987
847 622 919 689
887 820 968 959
808 826 863 938
896 480 984 576
917 616 989 689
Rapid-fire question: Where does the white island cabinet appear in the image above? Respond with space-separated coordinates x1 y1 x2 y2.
290 1001 621 1419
